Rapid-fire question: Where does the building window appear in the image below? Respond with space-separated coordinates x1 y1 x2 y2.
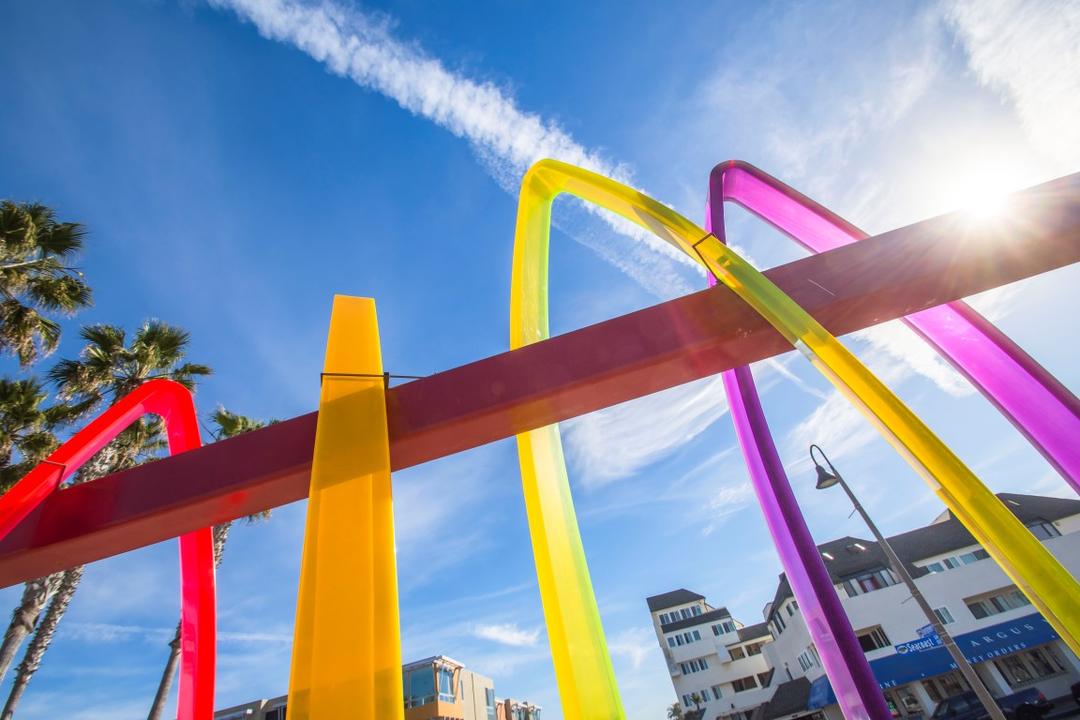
841 568 898 597
729 646 746 660
745 642 763 656
265 708 286 720
668 630 702 647
786 601 798 617
1026 520 1061 540
693 605 702 616
757 671 773 687
486 688 497 720
732 676 759 692
679 658 709 674
994 646 1067 687
925 549 990 573
966 587 1031 619
773 612 787 633
796 647 818 672
438 666 456 702
712 620 736 636
958 549 990 564
405 665 437 707
711 685 723 700
932 607 955 625
856 626 891 653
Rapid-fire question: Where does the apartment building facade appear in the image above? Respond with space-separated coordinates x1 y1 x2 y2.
214 655 533 720
649 494 1080 720
495 697 543 720
647 590 776 720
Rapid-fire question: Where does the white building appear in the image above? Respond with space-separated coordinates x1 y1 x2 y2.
648 493 1080 720
647 590 775 720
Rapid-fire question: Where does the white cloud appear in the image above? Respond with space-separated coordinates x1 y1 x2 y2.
606 626 655 670
63 622 291 645
853 321 972 397
473 622 541 647
700 481 757 537
786 389 878 468
392 450 499 592
209 0 700 298
945 0 1080 171
563 376 729 487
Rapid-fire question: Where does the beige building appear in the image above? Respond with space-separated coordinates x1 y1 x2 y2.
214 655 539 720
495 697 542 720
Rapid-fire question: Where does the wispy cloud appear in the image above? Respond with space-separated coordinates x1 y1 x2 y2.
606 626 655 670
945 0 1080 171
786 389 878 469
209 0 700 298
853 321 972 397
64 622 292 645
563 376 729 488
392 449 501 592
700 482 757 537
473 622 541 647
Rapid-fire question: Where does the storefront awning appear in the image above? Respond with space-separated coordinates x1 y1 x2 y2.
808 613 1058 708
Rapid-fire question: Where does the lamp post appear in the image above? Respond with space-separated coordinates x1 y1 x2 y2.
809 445 1006 720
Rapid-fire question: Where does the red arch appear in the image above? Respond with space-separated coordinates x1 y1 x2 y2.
0 379 215 720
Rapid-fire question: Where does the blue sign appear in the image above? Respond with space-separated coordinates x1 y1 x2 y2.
808 613 1059 709
917 624 936 639
895 633 942 654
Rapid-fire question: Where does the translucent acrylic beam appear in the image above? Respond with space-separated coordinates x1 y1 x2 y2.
287 296 404 719
710 161 1080 489
705 160 1080 719
510 160 1080 719
0 380 214 720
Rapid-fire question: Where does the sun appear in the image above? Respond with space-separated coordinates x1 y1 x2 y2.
948 174 1014 221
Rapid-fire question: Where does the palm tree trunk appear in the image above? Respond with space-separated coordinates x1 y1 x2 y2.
0 441 123 716
145 522 232 720
0 574 61 684
1 565 83 719
146 622 182 720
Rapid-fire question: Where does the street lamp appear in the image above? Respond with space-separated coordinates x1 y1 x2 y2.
809 445 1006 720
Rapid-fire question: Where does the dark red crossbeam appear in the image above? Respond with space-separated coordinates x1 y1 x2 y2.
1 173 1079 587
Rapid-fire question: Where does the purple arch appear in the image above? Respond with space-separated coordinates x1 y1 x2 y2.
705 161 1080 720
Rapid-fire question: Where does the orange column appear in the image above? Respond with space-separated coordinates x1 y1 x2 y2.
287 296 404 719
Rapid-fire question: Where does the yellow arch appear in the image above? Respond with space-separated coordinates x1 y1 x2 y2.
510 159 1080 719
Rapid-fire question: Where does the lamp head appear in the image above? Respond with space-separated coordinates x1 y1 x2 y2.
814 463 840 490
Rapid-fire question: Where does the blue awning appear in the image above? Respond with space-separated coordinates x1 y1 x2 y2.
808 613 1058 708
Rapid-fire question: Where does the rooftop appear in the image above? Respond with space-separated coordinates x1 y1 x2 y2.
764 492 1079 623
660 606 732 633
736 622 771 643
646 588 705 612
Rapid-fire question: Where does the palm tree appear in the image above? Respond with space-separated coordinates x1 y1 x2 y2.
0 377 67 491
0 201 91 366
0 377 71 684
668 701 684 720
146 408 273 720
690 692 703 713
0 321 210 719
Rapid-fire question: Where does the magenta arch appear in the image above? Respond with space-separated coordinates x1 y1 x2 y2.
706 161 1080 720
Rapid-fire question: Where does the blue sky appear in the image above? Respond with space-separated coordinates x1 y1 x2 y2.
1 0 1078 718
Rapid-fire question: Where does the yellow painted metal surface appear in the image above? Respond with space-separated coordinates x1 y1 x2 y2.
288 296 404 720
510 160 1080 719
